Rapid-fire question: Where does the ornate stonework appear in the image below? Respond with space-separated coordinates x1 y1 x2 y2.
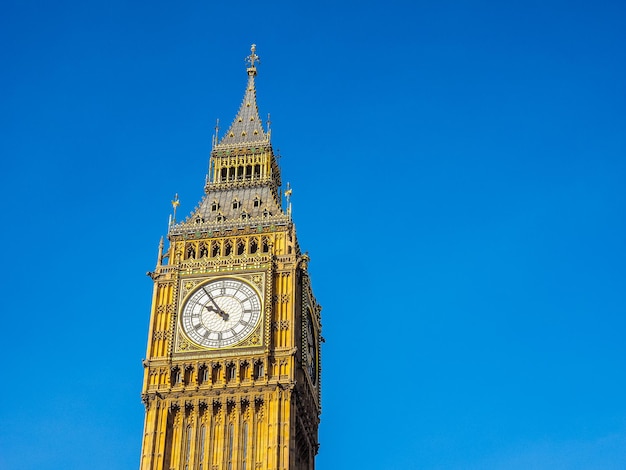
139 46 322 470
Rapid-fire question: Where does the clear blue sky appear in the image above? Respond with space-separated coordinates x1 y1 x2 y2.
1 1 625 469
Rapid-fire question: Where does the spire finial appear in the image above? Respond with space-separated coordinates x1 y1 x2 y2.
171 193 180 222
284 183 293 218
246 44 260 75
213 118 220 147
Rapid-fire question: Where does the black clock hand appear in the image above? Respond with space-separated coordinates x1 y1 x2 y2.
203 288 229 320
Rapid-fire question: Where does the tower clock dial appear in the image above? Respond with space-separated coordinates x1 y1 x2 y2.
181 278 262 349
306 315 318 386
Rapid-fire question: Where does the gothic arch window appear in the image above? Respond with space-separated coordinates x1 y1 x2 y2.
227 422 235 470
263 209 271 218
185 243 196 260
216 213 225 223
171 367 181 386
211 200 219 211
224 239 233 256
249 238 258 254
198 365 208 385
239 361 249 381
253 196 261 208
199 242 208 258
242 421 249 470
226 363 236 382
254 360 264 380
211 241 220 257
184 425 192 470
232 199 241 210
241 211 249 221
211 364 221 384
262 237 270 253
236 238 245 255
220 168 227 182
198 425 206 470
183 366 193 385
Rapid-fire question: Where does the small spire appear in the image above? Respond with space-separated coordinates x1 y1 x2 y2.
246 44 260 75
285 183 293 218
157 236 164 267
171 193 180 222
212 118 220 147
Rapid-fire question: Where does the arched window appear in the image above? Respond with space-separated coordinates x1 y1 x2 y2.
224 240 233 256
249 238 258 254
242 422 249 470
211 364 221 384
198 425 206 470
184 425 192 470
254 360 264 380
171 367 181 386
211 241 220 257
227 423 234 470
183 366 193 385
199 242 208 258
185 243 196 260
239 361 249 381
198 365 208 385
226 363 236 382
237 239 245 255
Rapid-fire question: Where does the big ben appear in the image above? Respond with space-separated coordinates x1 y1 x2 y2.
139 45 322 470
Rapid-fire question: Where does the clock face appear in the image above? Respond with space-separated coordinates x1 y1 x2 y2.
306 315 317 386
181 278 262 349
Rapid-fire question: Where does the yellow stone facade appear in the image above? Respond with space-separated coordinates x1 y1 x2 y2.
139 46 321 470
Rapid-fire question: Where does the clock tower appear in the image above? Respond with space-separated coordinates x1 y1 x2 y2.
139 45 322 470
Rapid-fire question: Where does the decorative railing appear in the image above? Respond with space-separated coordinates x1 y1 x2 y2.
168 214 290 236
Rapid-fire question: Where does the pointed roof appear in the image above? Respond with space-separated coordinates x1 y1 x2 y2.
217 45 269 148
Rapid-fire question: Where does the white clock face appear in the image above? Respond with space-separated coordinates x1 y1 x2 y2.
181 278 262 349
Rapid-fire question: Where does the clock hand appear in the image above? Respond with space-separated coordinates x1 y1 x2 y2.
203 288 229 320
